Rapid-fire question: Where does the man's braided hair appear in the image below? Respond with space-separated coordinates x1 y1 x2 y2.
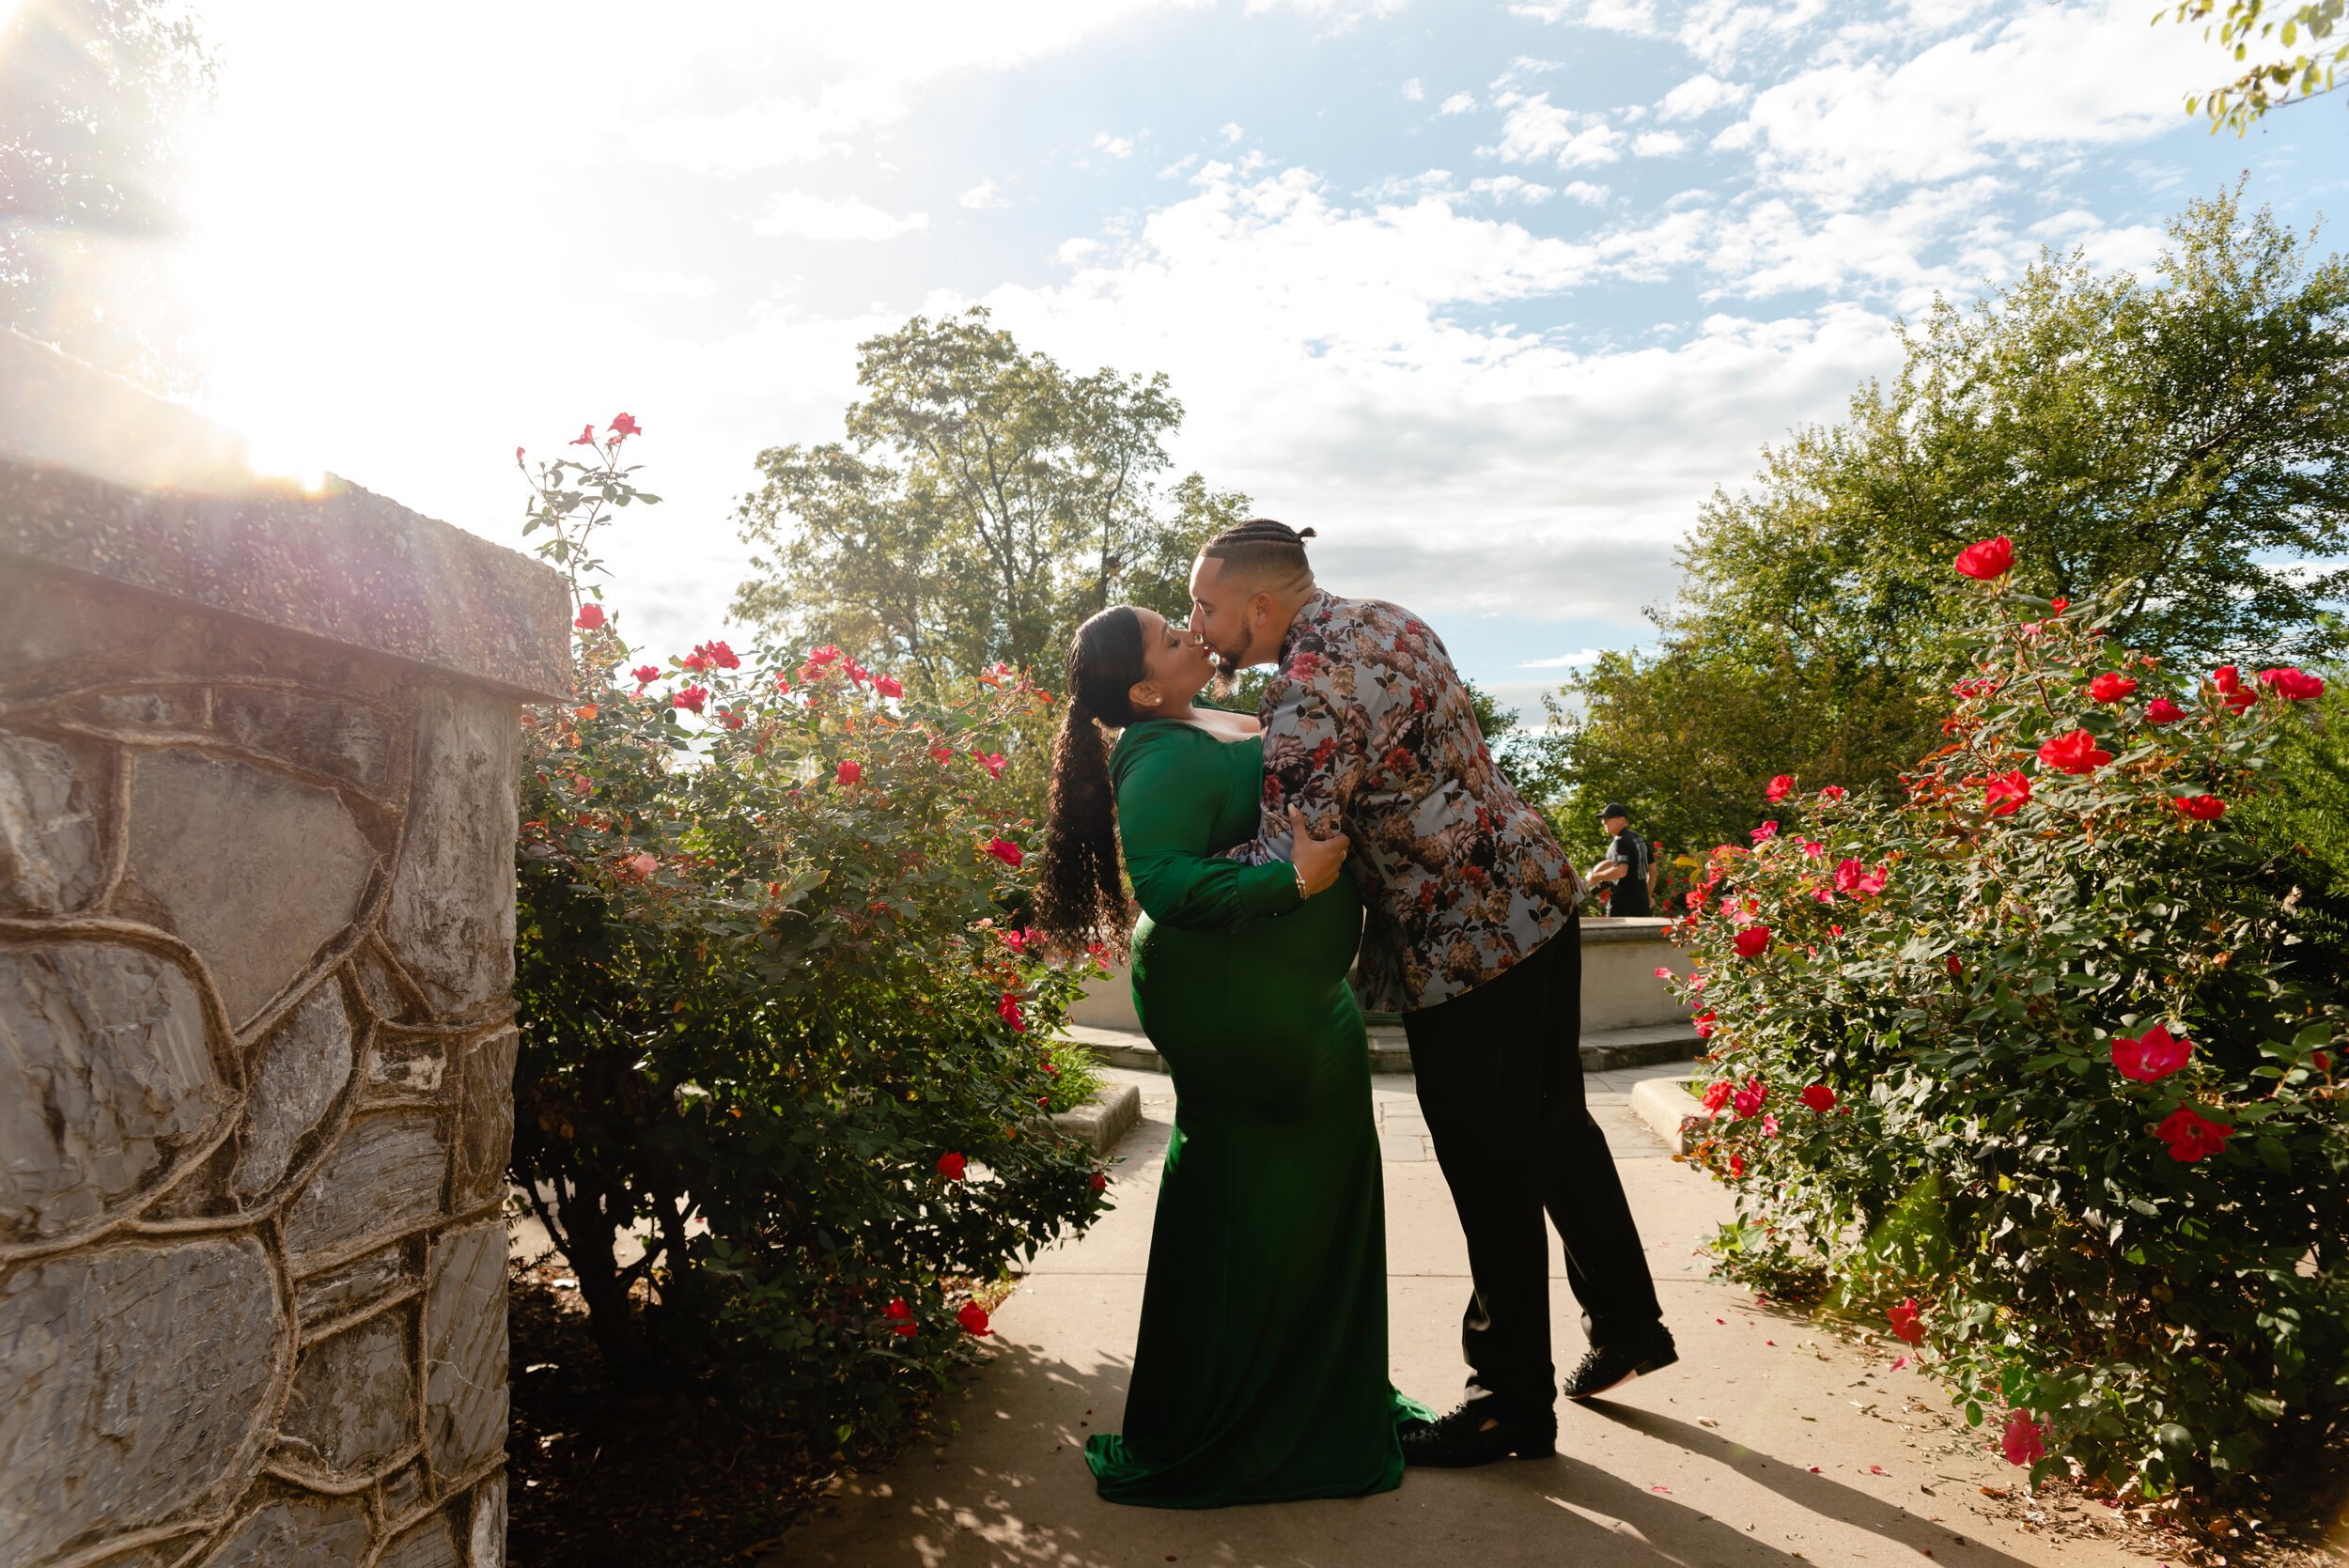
1199 518 1316 591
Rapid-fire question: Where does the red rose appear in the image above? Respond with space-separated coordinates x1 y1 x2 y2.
1733 925 1771 958
937 1152 966 1180
1799 1084 1836 1113
1983 769 2030 815
1732 1077 1768 1119
2155 1105 2232 1162
2144 698 2185 725
885 1297 916 1337
608 412 640 437
2211 665 2255 713
2035 729 2112 775
617 852 658 882
1946 954 1962 978
2173 794 2225 821
1817 785 1846 803
1750 821 1778 843
1952 678 1999 700
2111 1023 2191 1081
568 424 597 446
630 664 660 684
718 708 745 731
673 684 708 714
974 750 1007 778
997 993 1026 1032
987 836 1024 868
573 602 606 630
1765 774 1794 802
929 745 954 765
877 674 903 698
2259 667 2326 701
1888 1296 1924 1346
2087 673 2136 704
1727 1154 1746 1178
2049 597 2069 614
774 675 793 695
1089 1172 1107 1192
835 760 862 785
957 1302 992 1337
2000 1410 2046 1467
1952 536 2014 580
1701 1081 1733 1113
1856 864 1888 896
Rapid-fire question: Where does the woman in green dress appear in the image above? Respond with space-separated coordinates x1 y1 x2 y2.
1034 604 1429 1509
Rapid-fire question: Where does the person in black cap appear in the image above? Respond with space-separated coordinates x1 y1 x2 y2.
1586 802 1652 919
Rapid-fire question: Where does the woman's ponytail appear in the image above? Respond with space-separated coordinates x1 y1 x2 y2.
1034 607 1148 953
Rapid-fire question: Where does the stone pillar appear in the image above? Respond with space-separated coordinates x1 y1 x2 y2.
0 340 566 1568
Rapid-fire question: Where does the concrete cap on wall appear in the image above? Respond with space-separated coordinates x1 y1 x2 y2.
1 330 570 703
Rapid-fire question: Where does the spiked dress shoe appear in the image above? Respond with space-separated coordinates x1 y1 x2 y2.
1564 1327 1680 1401
1398 1399 1557 1467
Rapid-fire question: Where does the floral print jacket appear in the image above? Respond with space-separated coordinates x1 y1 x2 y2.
1226 589 1582 1013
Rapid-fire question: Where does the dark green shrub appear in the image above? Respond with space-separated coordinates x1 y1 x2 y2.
509 426 1108 1455
1676 557 2349 1497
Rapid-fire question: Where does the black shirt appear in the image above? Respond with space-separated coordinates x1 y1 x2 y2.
1605 828 1651 917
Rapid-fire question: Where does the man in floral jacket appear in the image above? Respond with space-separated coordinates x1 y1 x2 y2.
1190 519 1676 1467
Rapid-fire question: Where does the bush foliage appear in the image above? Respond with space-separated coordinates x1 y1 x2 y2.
1676 557 2349 1497
510 422 1109 1456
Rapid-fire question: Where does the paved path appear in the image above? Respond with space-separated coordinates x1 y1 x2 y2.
764 1064 2139 1568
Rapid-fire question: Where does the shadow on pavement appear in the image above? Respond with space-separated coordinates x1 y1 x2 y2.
1581 1398 2025 1565
775 1335 1853 1568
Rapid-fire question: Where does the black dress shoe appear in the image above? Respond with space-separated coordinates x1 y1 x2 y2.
1564 1327 1679 1401
1399 1399 1557 1467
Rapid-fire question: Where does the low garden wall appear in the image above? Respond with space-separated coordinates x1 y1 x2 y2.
0 338 565 1568
1069 914 1692 1035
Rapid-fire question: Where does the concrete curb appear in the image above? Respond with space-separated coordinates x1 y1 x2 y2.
1629 1075 1711 1155
1049 1081 1141 1155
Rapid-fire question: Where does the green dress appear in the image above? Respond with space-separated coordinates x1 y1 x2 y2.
1083 721 1429 1509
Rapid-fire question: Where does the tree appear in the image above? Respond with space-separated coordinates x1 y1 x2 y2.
733 308 1247 688
2167 0 2344 132
1 0 216 390
1532 188 2349 858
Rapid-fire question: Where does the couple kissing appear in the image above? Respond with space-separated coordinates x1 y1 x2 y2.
1033 518 1678 1509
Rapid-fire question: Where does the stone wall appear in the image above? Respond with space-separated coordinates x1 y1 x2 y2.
0 356 564 1568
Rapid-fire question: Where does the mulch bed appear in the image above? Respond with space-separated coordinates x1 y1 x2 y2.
504 1256 951 1566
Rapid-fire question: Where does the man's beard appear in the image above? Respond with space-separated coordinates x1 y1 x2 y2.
1207 625 1258 699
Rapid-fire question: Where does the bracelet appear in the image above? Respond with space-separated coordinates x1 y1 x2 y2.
1294 862 1311 902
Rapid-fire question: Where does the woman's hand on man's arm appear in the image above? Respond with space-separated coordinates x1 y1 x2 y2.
1289 805 1351 897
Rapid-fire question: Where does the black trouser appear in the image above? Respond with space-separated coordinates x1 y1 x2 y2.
1402 923 1664 1413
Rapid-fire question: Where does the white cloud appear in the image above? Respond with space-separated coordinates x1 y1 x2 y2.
611 271 716 298
1439 91 1479 115
1563 180 1611 204
1521 647 1605 667
752 192 930 240
960 163 1899 620
1722 0 2209 199
1633 130 1688 156
1657 71 1750 119
1470 175 1555 203
1221 121 1246 143
1488 95 1625 168
1159 153 1201 178
958 179 1013 209
1094 132 1136 158
1403 76 1424 100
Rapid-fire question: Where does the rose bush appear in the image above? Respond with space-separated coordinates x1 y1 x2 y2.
1675 548 2349 1499
511 423 1110 1457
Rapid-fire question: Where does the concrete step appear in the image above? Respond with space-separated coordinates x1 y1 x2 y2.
1059 1020 1702 1077
1048 1080 1141 1155
1629 1074 1711 1155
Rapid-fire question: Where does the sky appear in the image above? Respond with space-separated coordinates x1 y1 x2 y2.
163 0 2341 719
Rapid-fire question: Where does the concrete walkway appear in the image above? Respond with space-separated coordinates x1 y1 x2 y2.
764 1064 2140 1568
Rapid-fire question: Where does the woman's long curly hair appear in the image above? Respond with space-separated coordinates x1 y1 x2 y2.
1034 606 1150 955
